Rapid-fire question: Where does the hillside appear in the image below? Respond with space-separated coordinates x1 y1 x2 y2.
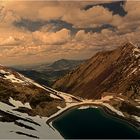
0 53 140 138
0 64 82 138
53 42 140 100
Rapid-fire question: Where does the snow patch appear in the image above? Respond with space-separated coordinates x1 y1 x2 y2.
101 95 114 101
102 103 124 117
9 97 32 109
0 101 63 139
132 115 140 123
4 74 25 83
135 99 140 104
78 106 90 110
78 106 98 110
57 106 62 110
133 48 140 58
117 97 125 101
0 69 9 74
50 94 61 99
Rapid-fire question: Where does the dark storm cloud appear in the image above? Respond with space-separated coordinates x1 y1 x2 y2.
83 1 127 17
13 18 48 32
13 18 116 35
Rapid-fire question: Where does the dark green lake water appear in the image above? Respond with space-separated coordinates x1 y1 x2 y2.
53 107 140 139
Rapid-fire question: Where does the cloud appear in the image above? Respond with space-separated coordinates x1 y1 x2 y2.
0 1 140 65
38 6 65 20
62 5 114 28
3 1 120 29
113 1 140 34
0 36 22 46
32 28 71 45
83 1 127 16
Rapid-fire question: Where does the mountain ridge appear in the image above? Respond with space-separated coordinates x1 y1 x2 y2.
53 42 140 100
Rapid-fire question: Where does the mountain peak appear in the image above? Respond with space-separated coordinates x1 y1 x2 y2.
119 41 137 50
53 42 140 99
113 42 140 61
124 42 140 59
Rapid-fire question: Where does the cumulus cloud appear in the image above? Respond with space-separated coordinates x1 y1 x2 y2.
113 1 140 34
62 5 113 28
0 1 140 65
32 28 71 45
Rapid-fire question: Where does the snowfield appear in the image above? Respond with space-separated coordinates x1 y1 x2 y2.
0 101 63 139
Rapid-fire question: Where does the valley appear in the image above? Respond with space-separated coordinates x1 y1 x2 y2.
0 0 140 139
0 42 140 139
13 59 85 86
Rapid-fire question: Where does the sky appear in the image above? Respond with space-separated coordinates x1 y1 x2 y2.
0 0 140 66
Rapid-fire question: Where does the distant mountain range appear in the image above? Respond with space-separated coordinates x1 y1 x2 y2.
13 59 85 86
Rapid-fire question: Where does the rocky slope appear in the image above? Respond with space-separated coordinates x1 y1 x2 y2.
52 42 140 127
0 64 68 117
53 42 140 101
0 64 83 138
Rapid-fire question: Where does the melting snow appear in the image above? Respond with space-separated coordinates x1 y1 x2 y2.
133 48 140 53
117 97 125 101
50 94 61 99
102 103 124 117
132 115 140 123
101 95 114 101
78 106 99 110
9 97 32 109
0 101 63 139
4 74 25 83
57 106 62 109
0 69 9 74
78 106 90 110
133 48 140 58
135 99 140 104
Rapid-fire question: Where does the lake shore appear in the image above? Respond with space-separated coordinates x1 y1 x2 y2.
52 107 140 139
47 102 140 132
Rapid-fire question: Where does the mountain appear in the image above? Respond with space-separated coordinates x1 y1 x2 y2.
0 64 82 138
14 59 84 86
49 59 84 70
0 64 66 117
53 42 140 100
0 47 140 138
52 42 140 127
